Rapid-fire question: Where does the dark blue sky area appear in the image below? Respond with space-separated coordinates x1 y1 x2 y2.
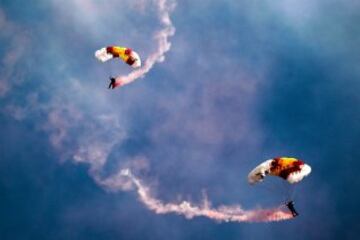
1 1 360 239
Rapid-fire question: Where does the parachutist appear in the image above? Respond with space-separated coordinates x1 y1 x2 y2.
286 201 299 217
108 77 116 89
95 46 142 89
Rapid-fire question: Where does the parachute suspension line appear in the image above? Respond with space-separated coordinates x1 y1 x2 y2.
248 157 312 204
289 187 296 201
281 181 295 203
256 180 279 193
259 179 293 204
106 62 113 80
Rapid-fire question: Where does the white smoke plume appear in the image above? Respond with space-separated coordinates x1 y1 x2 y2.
115 0 176 86
94 0 294 223
49 0 294 223
0 9 29 97
97 168 294 223
2 0 295 224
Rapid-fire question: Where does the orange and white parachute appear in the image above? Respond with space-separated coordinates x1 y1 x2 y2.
248 157 311 185
95 46 141 68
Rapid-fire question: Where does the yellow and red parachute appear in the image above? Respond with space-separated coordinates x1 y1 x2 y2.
248 157 311 185
95 46 141 68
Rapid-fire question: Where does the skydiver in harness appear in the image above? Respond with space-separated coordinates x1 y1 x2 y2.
286 200 299 217
108 77 116 89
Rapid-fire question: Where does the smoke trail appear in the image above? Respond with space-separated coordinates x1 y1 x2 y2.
0 9 29 97
48 0 294 223
94 0 294 222
2 0 295 224
97 169 294 223
114 0 175 87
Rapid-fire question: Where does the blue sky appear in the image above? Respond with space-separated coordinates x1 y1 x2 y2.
1 0 360 239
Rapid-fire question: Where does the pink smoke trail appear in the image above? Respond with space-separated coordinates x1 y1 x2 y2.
114 0 175 88
100 169 294 223
44 0 294 224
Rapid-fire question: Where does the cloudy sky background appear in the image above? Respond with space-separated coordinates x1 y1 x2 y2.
1 0 360 239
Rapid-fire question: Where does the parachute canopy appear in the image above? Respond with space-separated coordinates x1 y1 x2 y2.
248 157 311 185
95 46 141 68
